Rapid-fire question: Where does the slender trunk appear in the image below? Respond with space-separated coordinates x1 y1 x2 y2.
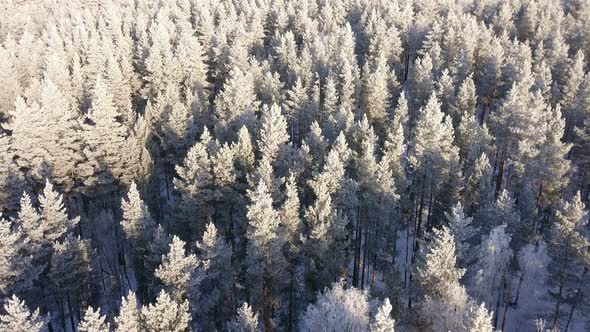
67 291 76 332
262 277 272 332
495 147 506 198
512 272 524 307
425 190 433 231
165 167 170 201
412 191 425 264
59 296 66 332
501 301 509 331
536 180 544 208
493 287 502 328
564 301 577 332
404 216 410 288
361 217 369 290
353 205 361 287
552 278 564 330
288 271 294 332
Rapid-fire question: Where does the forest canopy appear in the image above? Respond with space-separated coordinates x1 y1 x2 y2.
0 0 589 331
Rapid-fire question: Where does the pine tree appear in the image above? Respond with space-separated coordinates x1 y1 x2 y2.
370 298 396 332
280 173 303 257
194 222 232 324
49 234 94 321
115 292 141 332
464 153 493 213
172 129 214 240
78 307 109 332
300 282 370 332
445 203 478 266
472 225 513 309
214 67 258 140
121 182 155 254
409 54 434 111
410 94 461 227
155 236 204 304
83 77 150 193
228 302 259 332
450 75 477 128
362 55 390 131
414 226 465 299
465 302 494 332
0 295 47 332
0 218 42 297
141 290 190 332
529 105 571 208
6 80 85 194
547 192 589 329
144 224 171 277
258 103 289 163
245 181 287 329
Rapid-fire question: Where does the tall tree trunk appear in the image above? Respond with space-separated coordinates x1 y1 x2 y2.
564 301 577 332
353 205 361 287
262 277 272 332
552 277 564 330
495 147 506 198
425 190 433 231
66 291 76 332
361 217 369 290
288 271 294 332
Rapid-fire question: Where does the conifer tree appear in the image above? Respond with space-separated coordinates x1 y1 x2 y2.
172 129 215 240
370 298 396 332
0 295 47 332
472 225 513 309
78 307 109 332
115 292 141 332
547 193 589 329
195 222 233 325
141 290 190 332
228 302 259 332
0 218 41 297
155 236 204 304
245 181 287 329
300 282 370 332
465 303 494 332
445 203 478 266
121 182 156 254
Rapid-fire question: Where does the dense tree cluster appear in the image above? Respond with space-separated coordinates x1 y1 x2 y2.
0 0 589 331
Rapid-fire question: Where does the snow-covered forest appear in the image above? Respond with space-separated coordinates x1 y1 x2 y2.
0 0 589 331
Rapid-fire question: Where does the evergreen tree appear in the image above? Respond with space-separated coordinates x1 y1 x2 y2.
370 298 396 332
547 192 589 329
0 218 41 297
172 129 214 240
445 203 478 266
300 282 370 332
195 222 233 325
472 225 513 310
78 307 109 332
155 236 204 304
465 303 494 332
141 290 190 332
414 226 465 299
464 153 493 213
121 182 156 255
228 302 259 332
0 295 47 332
115 292 141 332
245 181 287 329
